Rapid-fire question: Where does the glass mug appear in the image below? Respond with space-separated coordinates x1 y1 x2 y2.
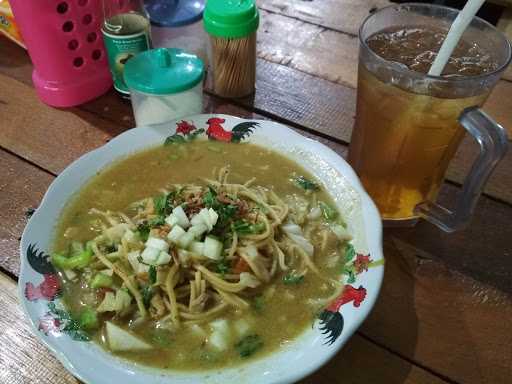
348 3 510 232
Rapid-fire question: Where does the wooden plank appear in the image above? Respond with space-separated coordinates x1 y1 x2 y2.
257 0 391 36
300 334 448 384
0 272 78 384
362 233 512 384
483 80 512 138
0 151 53 276
0 272 449 384
257 10 359 88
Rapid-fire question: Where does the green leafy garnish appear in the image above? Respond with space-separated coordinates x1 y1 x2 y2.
215 258 231 277
142 285 153 309
154 194 166 216
233 220 266 235
251 296 264 313
149 216 166 227
319 201 338 221
149 265 157 285
283 273 304 285
203 186 239 236
293 175 320 191
136 222 151 242
235 334 264 358
79 308 99 330
203 186 217 208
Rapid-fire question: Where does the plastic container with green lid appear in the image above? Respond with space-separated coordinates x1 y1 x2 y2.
124 48 204 127
203 0 259 98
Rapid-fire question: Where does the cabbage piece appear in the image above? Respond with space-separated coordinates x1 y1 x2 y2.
282 223 314 257
284 195 310 225
239 272 260 288
106 321 152 351
330 224 353 241
122 229 137 244
208 319 231 351
97 289 132 313
307 206 322 220
105 223 131 243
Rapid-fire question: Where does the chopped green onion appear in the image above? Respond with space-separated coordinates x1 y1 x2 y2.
233 220 266 235
215 258 230 277
142 285 153 309
235 334 263 358
319 201 338 221
52 248 93 270
79 308 99 330
251 296 264 313
148 265 157 285
136 222 151 242
90 272 113 289
282 273 304 285
292 175 320 191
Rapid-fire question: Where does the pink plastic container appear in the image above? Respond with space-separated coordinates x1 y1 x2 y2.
9 0 113 107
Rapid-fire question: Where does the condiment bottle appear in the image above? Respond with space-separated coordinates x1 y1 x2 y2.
146 0 207 64
203 0 259 98
124 48 204 127
101 0 152 97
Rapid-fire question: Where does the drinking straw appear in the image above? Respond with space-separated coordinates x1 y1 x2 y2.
428 0 486 76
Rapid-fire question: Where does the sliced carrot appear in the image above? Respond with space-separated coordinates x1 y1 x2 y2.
233 257 250 274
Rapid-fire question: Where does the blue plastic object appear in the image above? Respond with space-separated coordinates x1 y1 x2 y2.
145 0 206 27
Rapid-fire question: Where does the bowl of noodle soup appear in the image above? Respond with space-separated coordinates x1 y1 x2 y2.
19 114 384 384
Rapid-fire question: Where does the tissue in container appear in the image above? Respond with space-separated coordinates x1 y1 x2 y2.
124 48 204 127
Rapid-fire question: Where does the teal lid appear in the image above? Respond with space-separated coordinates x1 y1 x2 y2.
124 48 204 95
203 0 259 38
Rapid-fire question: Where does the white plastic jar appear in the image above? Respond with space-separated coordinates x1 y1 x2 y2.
124 48 204 127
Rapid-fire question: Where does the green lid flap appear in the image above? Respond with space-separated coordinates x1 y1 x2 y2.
124 48 204 95
204 0 259 38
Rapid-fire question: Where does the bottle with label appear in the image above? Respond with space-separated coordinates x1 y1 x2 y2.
101 0 152 97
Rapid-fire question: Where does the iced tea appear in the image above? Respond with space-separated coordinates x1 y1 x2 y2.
348 26 497 220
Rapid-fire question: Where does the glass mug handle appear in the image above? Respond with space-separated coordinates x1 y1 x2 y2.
414 107 508 232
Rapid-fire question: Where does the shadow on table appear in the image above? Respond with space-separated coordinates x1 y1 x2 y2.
299 238 419 383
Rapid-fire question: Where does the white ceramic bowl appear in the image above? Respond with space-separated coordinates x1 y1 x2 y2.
19 114 384 384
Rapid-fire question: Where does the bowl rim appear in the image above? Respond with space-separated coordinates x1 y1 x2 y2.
18 114 384 384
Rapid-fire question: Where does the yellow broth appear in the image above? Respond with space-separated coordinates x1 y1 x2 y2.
53 140 344 370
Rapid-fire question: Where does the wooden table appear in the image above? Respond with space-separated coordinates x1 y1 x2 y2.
1 1 512 383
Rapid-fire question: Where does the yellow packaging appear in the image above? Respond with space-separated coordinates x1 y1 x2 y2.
0 0 25 48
